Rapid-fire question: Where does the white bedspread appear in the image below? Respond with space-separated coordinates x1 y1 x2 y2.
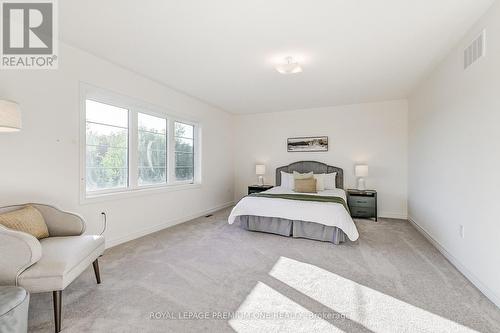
228 186 359 241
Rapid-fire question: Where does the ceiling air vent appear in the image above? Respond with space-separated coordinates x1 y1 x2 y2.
464 30 485 70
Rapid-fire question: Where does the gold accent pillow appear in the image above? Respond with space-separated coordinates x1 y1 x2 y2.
294 178 317 193
0 205 49 239
293 171 314 180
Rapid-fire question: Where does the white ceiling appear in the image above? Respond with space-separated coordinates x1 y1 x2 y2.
60 0 494 114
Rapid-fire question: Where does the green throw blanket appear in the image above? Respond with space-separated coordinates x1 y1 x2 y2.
249 193 350 213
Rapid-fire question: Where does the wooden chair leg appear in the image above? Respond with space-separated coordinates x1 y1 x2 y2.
92 259 101 284
53 290 62 333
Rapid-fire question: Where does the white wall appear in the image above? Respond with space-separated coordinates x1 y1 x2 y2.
233 100 408 219
0 43 234 248
408 1 500 306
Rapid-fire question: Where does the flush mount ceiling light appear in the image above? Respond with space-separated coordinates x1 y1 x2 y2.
275 56 302 74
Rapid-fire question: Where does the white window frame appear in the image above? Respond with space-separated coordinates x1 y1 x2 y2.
79 83 202 203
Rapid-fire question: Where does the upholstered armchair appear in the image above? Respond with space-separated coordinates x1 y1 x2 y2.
0 204 105 333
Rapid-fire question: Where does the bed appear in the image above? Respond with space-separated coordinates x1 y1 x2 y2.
228 161 359 244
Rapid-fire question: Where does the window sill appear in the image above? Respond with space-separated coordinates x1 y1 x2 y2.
81 183 202 205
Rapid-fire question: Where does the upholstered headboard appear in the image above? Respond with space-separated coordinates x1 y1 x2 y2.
275 161 344 189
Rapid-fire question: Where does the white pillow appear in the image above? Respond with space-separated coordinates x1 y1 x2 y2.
293 171 314 180
280 171 294 189
324 172 337 189
313 174 325 191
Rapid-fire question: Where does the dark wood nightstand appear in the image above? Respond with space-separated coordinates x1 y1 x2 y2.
347 189 378 221
248 185 273 195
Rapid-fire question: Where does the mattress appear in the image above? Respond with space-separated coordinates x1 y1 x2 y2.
228 186 359 243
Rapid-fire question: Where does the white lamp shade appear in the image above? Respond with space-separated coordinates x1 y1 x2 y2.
255 164 266 175
0 100 21 132
355 165 369 177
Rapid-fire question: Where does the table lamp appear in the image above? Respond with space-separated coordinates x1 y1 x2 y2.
355 165 368 190
255 164 266 186
0 100 22 132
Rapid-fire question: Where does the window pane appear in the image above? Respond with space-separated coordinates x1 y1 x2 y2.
139 113 167 134
175 122 193 139
174 121 195 182
86 100 128 128
138 167 166 185
138 113 167 185
175 167 194 181
86 146 127 168
85 99 129 192
175 152 193 167
175 137 193 153
138 142 166 167
86 167 128 192
86 123 127 148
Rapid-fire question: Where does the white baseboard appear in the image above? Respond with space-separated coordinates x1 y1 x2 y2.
408 216 500 308
379 211 408 220
105 201 234 249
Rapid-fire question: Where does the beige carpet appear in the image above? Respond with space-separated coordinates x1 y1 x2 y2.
28 208 500 332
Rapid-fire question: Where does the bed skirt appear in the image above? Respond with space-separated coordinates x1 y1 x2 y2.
235 215 347 245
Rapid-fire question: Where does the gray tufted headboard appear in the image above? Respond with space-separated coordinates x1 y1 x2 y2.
276 161 344 189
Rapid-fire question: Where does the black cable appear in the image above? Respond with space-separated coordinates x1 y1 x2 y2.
100 212 107 236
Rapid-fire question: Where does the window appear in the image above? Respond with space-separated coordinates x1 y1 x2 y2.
82 86 200 198
138 113 167 185
85 100 129 192
174 122 194 182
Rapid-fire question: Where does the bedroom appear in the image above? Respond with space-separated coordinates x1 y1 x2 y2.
0 0 499 332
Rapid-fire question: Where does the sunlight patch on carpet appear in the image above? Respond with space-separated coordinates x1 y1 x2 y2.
229 281 344 333
269 256 478 333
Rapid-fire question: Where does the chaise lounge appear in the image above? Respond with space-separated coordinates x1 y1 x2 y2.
0 203 105 332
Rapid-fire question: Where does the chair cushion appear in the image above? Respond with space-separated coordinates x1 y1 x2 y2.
17 235 105 292
0 286 28 316
0 286 29 333
0 205 49 239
